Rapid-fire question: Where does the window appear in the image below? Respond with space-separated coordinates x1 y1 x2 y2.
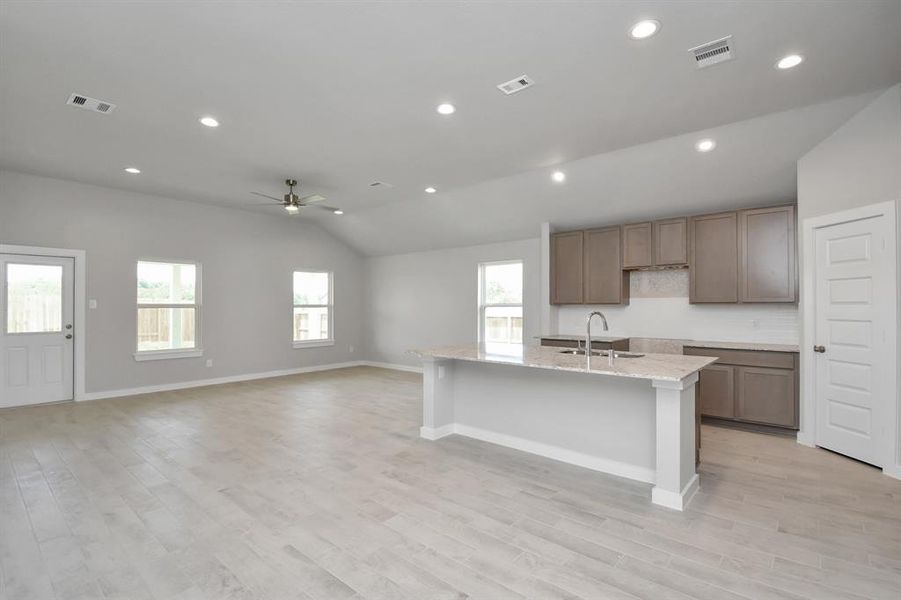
135 261 200 359
479 261 523 344
293 271 333 347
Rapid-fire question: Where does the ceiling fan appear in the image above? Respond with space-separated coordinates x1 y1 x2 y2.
251 179 342 215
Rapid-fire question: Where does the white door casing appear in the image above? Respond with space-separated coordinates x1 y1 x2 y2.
0 254 75 407
806 203 897 471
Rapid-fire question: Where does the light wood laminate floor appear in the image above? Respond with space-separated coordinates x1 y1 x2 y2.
1 366 899 600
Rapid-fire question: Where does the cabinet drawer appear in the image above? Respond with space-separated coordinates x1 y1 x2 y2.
683 347 795 369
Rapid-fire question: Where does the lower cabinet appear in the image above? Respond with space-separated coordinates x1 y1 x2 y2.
685 346 799 429
539 338 630 352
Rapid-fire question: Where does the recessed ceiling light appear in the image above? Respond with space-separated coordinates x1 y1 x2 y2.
333 209 344 215
424 187 437 194
199 116 219 127
551 170 566 183
776 54 804 70
436 103 455 115
695 138 716 152
124 167 141 174
629 20 660 40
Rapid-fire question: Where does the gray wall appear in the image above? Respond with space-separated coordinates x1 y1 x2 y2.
798 84 901 221
364 238 541 367
0 170 366 394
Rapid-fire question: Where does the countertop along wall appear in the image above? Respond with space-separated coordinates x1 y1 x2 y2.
0 169 366 396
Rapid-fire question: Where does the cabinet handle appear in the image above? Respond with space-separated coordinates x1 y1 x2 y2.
813 345 826 353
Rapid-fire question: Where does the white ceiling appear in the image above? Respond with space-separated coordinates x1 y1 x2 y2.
1 1 900 255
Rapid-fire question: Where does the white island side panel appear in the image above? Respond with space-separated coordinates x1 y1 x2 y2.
451 361 657 483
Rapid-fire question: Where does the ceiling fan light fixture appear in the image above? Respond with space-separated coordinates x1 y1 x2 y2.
333 209 344 215
285 204 299 213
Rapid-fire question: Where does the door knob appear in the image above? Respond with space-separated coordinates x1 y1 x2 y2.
813 345 826 353
65 324 72 330
65 334 73 339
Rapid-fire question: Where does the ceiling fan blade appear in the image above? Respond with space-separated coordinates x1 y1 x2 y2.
300 194 326 205
314 205 341 212
251 191 284 202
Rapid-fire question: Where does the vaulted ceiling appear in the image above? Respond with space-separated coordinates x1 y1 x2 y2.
2 1 900 255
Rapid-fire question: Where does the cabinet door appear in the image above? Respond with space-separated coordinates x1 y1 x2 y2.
622 222 652 269
698 364 735 418
736 366 797 427
551 231 583 304
690 212 739 303
739 206 797 303
584 226 629 304
654 218 688 266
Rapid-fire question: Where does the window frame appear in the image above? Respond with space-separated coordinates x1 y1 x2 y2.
478 259 524 344
292 270 334 349
133 259 203 361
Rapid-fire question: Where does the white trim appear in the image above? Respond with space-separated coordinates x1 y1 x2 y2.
428 423 656 484
133 349 203 361
0 244 86 402
800 199 898 478
358 360 423 373
292 340 335 349
77 361 366 401
651 473 699 511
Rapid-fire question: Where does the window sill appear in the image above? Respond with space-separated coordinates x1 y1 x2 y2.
134 349 204 362
292 340 335 349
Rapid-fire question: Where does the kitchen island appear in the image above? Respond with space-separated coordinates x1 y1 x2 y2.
412 344 717 510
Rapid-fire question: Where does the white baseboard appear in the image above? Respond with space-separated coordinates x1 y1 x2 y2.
425 423 655 484
358 361 423 374
76 361 366 401
651 473 699 511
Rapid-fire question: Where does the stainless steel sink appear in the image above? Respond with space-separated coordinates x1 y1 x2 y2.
558 349 645 358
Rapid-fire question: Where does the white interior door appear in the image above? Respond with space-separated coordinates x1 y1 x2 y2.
0 254 74 408
814 215 891 466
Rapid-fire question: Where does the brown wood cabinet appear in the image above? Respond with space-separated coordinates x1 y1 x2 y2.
550 231 583 304
740 206 797 303
622 218 688 269
539 337 630 352
622 222 653 268
654 218 688 266
685 346 799 429
689 212 739 303
550 228 628 305
584 226 629 304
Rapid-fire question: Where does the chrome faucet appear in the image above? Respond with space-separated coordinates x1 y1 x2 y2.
586 311 614 368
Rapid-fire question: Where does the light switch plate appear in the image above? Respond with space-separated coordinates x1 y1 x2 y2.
89 299 98 309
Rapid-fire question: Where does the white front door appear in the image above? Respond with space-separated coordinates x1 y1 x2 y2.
0 254 75 408
814 215 891 466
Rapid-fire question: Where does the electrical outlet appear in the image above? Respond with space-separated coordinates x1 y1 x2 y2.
89 299 98 309
438 366 446 379
349 345 354 353
205 359 213 368
751 319 760 329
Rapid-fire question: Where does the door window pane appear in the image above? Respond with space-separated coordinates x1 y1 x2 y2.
137 262 196 304
6 264 63 333
137 307 196 351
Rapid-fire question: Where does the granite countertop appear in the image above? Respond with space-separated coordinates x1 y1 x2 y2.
537 334 630 343
543 334 799 353
410 344 717 382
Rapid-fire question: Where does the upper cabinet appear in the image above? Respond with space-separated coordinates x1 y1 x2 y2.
739 206 796 303
550 227 628 305
689 205 797 304
551 204 797 306
622 223 653 269
689 212 740 303
622 218 688 269
584 226 629 304
654 218 688 266
550 231 584 304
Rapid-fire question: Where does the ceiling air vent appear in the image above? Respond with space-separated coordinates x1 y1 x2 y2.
368 180 394 188
497 75 534 95
66 93 117 114
688 36 734 69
